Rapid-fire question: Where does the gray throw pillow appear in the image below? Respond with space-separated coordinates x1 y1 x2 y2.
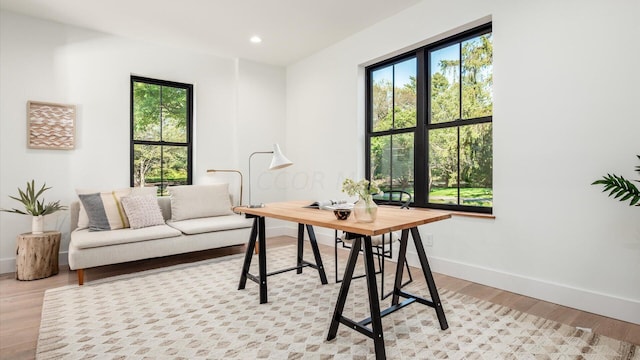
78 193 113 231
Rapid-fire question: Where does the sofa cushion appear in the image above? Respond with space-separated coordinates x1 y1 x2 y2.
168 184 233 221
71 224 182 249
166 214 253 235
121 195 166 229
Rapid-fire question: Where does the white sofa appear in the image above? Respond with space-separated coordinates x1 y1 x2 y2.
68 185 253 285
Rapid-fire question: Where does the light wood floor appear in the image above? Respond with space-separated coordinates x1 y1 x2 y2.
1 236 638 359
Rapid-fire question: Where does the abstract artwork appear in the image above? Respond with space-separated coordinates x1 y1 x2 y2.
27 101 76 150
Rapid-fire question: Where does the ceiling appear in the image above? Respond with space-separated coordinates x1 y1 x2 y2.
0 0 422 66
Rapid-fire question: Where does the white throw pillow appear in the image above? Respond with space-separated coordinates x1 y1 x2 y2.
76 187 157 229
120 195 165 229
168 184 233 221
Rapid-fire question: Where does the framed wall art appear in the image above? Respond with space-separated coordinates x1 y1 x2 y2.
27 100 76 150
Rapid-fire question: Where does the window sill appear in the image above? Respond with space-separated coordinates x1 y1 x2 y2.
449 211 495 219
409 206 495 219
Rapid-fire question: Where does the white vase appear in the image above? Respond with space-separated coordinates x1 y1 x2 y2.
353 196 378 223
32 215 44 234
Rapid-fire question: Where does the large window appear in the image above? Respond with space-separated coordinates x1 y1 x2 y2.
366 23 493 213
130 76 193 195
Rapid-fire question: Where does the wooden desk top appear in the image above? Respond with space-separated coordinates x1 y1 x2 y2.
237 200 452 236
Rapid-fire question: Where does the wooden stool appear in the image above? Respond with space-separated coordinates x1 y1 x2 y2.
16 231 61 280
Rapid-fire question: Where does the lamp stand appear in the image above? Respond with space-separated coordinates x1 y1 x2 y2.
248 143 293 207
206 169 243 206
248 151 273 207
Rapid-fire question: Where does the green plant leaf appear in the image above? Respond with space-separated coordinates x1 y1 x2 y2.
27 180 35 203
1 180 67 215
592 171 640 207
34 182 51 201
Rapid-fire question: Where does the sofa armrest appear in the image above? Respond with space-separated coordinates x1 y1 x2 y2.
70 201 80 232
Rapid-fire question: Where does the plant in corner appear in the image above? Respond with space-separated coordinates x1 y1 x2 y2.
591 155 640 207
1 180 67 233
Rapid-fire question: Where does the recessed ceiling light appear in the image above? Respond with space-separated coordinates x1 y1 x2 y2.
250 36 262 44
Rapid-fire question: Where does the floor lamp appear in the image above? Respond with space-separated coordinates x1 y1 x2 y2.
205 169 243 206
248 143 293 208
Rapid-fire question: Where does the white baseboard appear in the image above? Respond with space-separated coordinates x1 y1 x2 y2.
409 254 640 325
280 225 640 325
0 258 15 275
0 251 70 275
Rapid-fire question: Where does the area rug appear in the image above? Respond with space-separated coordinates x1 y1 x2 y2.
37 245 637 359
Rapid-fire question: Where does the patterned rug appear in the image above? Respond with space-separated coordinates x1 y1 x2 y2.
37 245 637 359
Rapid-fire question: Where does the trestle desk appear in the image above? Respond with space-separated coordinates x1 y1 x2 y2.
238 201 452 359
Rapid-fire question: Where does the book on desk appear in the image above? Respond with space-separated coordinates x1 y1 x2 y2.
304 200 352 210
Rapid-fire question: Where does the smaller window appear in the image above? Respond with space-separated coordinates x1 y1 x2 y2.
130 76 193 195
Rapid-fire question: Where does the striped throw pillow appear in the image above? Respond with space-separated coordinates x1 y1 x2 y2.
78 192 130 231
76 187 157 229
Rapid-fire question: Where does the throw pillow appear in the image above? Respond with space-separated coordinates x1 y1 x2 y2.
120 195 166 229
168 184 233 221
78 192 129 231
76 187 156 229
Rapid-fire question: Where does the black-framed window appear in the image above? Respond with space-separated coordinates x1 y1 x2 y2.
130 76 193 195
366 23 493 213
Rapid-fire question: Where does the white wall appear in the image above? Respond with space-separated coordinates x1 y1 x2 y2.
286 0 640 323
236 59 288 206
0 11 286 272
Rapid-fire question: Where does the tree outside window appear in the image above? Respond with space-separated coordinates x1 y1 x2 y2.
130 76 193 195
369 58 416 200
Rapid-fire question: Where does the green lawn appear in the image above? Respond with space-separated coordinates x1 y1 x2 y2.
429 187 492 198
377 187 492 207
429 187 492 207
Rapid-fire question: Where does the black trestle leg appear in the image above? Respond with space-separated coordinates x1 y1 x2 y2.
362 236 386 359
238 217 258 290
297 224 304 274
306 224 328 284
327 236 361 340
258 216 267 304
411 227 448 330
392 229 410 306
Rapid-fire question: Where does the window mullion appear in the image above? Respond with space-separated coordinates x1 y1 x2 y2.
365 70 373 182
389 65 395 188
159 86 164 192
415 50 427 206
457 42 462 205
457 126 461 205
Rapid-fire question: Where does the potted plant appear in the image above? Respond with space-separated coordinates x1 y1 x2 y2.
1 180 67 233
342 178 381 222
592 155 640 207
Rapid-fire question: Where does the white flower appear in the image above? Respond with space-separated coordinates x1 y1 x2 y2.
341 178 381 204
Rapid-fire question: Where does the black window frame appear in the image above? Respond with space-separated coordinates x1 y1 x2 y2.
365 23 493 214
129 75 194 192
